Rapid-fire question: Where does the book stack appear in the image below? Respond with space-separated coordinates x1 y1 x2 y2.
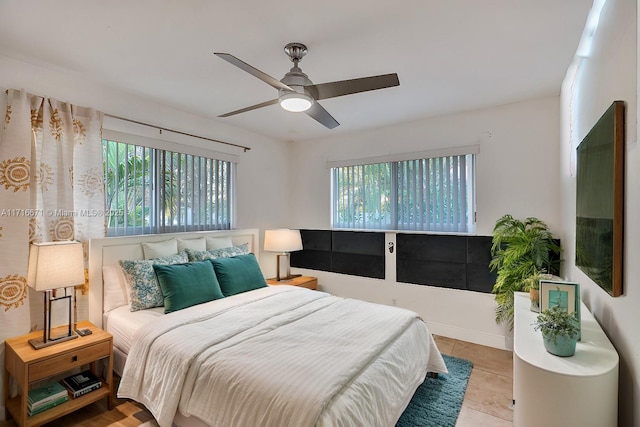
61 370 102 398
27 382 69 416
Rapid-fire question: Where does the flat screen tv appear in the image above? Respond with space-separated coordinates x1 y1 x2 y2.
575 100 624 296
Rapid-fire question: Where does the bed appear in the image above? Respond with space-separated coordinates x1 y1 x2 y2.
88 229 447 427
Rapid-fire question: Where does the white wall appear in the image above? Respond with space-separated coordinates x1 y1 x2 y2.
289 96 563 349
560 0 638 425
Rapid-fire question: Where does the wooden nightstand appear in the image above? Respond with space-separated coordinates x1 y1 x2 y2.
4 321 113 427
267 275 318 290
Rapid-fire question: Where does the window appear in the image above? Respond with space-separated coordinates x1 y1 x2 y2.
331 152 475 233
103 138 234 236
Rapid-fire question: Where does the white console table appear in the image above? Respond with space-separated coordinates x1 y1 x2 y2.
513 292 618 427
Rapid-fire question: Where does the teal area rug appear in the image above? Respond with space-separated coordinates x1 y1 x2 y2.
396 354 473 427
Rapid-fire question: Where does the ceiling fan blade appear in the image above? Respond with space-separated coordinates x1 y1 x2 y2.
214 52 293 92
307 73 399 100
218 99 279 118
305 102 339 129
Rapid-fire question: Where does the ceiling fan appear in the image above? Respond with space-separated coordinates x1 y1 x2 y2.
214 42 400 129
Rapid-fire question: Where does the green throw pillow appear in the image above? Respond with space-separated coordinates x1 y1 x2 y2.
209 253 267 297
153 261 224 313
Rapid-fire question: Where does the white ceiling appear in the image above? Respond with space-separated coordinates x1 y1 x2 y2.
0 0 592 142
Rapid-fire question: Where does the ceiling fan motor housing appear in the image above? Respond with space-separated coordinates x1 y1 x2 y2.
281 42 314 98
279 64 313 98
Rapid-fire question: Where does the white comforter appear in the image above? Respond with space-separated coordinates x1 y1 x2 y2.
118 286 446 427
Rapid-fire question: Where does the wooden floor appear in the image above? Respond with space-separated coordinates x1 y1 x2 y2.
1 337 513 427
434 336 513 427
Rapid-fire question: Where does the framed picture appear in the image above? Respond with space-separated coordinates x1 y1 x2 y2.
539 280 581 339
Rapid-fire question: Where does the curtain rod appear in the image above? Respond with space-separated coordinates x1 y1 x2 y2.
2 90 251 152
104 114 251 152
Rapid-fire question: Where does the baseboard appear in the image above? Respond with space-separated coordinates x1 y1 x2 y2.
425 321 511 351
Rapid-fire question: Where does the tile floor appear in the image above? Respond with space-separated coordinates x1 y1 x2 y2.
1 336 514 427
434 335 514 427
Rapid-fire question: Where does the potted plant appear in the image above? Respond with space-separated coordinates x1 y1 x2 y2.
522 274 541 312
523 272 557 312
490 214 561 329
533 305 580 357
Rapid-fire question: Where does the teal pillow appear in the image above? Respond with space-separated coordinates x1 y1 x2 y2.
153 261 224 313
209 253 267 297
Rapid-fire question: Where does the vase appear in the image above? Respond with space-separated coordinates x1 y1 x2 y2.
529 289 540 312
543 333 577 357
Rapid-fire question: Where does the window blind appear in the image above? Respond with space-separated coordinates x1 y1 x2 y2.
103 139 233 236
332 153 475 233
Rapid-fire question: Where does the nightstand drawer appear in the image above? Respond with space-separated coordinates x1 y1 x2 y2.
291 278 317 289
29 341 111 382
267 276 318 290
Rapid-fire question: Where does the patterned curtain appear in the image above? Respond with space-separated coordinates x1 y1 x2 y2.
0 89 104 419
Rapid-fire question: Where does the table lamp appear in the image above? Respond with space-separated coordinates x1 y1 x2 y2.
27 241 85 349
264 229 303 281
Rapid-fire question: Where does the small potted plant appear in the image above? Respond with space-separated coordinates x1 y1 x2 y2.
533 305 579 357
522 274 541 312
523 272 557 312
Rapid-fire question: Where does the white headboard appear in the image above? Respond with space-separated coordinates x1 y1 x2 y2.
88 229 259 328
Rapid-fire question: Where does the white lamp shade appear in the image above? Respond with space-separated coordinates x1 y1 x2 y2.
27 241 85 291
264 229 303 253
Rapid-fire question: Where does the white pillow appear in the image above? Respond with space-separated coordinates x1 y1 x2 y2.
177 237 207 252
206 236 234 250
142 238 178 259
102 265 129 312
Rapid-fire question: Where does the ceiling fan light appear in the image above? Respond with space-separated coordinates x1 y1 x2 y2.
279 92 313 112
